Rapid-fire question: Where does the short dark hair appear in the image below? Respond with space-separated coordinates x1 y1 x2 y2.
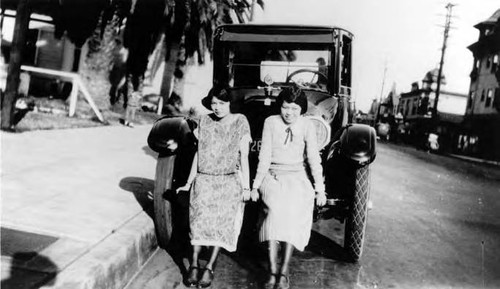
201 87 231 110
276 86 308 114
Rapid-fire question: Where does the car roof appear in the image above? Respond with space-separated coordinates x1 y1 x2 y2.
215 24 353 43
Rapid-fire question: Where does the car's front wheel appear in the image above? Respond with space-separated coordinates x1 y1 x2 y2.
344 165 371 262
153 155 176 249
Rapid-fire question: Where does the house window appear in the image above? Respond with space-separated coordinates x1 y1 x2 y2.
486 89 493 107
492 55 499 72
475 59 480 69
468 91 475 109
494 88 500 109
480 90 486 101
411 100 418 115
486 56 491 69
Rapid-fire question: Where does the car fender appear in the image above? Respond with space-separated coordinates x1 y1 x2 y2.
329 123 376 166
147 116 197 156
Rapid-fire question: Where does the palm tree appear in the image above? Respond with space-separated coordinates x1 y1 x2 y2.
0 0 263 130
137 0 264 113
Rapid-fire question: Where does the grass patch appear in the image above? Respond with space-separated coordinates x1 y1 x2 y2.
13 97 160 132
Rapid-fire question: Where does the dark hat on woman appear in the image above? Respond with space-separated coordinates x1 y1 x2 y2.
201 87 231 110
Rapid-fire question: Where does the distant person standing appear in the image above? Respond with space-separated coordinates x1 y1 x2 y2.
314 57 328 89
109 38 128 109
122 74 142 128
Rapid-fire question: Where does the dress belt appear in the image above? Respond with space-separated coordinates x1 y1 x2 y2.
269 162 306 173
197 171 237 176
269 162 305 171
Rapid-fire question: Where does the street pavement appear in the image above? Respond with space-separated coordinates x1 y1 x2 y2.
1 125 160 289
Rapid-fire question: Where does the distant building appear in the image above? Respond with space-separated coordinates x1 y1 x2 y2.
398 69 467 151
463 9 500 161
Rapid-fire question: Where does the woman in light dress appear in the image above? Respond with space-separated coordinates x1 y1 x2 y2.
251 86 327 289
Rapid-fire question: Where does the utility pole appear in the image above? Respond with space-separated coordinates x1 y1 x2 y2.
376 62 388 124
250 0 257 22
433 3 455 122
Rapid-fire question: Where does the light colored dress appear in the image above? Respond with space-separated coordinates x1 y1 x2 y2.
190 113 251 252
253 115 324 251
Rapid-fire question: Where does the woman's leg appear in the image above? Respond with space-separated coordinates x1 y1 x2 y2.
205 246 220 270
264 240 279 286
190 245 202 268
186 245 202 286
279 242 294 275
198 246 219 287
276 242 294 288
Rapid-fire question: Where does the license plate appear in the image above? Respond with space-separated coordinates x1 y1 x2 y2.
250 140 262 152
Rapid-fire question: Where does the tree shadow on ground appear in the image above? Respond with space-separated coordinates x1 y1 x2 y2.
1 252 58 289
119 177 155 218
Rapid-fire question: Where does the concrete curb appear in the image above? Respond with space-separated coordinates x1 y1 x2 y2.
40 213 158 289
447 153 500 167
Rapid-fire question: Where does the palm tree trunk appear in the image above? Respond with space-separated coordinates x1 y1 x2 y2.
171 35 187 101
159 34 187 113
159 40 179 108
1 0 30 130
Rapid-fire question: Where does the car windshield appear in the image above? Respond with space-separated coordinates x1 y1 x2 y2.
223 42 332 89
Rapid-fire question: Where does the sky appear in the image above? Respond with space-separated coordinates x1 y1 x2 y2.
252 0 500 112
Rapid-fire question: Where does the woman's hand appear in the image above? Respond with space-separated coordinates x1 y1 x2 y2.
166 139 178 152
176 183 191 194
316 191 327 207
250 188 260 202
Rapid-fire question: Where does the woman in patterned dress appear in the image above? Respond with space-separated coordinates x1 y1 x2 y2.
251 86 327 289
177 87 252 288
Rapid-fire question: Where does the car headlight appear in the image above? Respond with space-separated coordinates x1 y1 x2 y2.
306 116 331 149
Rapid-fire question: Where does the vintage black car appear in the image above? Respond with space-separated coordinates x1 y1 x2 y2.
148 24 377 262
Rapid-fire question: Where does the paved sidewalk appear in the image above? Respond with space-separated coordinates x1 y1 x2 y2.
1 125 160 289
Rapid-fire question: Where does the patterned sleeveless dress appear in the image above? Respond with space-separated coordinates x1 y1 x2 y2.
189 113 251 252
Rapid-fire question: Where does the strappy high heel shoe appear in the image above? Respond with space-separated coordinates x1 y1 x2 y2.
185 266 200 287
276 273 290 289
263 273 278 289
198 268 214 288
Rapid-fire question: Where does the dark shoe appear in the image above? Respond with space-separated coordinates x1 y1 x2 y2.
198 268 214 288
263 273 277 289
185 266 200 287
276 274 290 289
